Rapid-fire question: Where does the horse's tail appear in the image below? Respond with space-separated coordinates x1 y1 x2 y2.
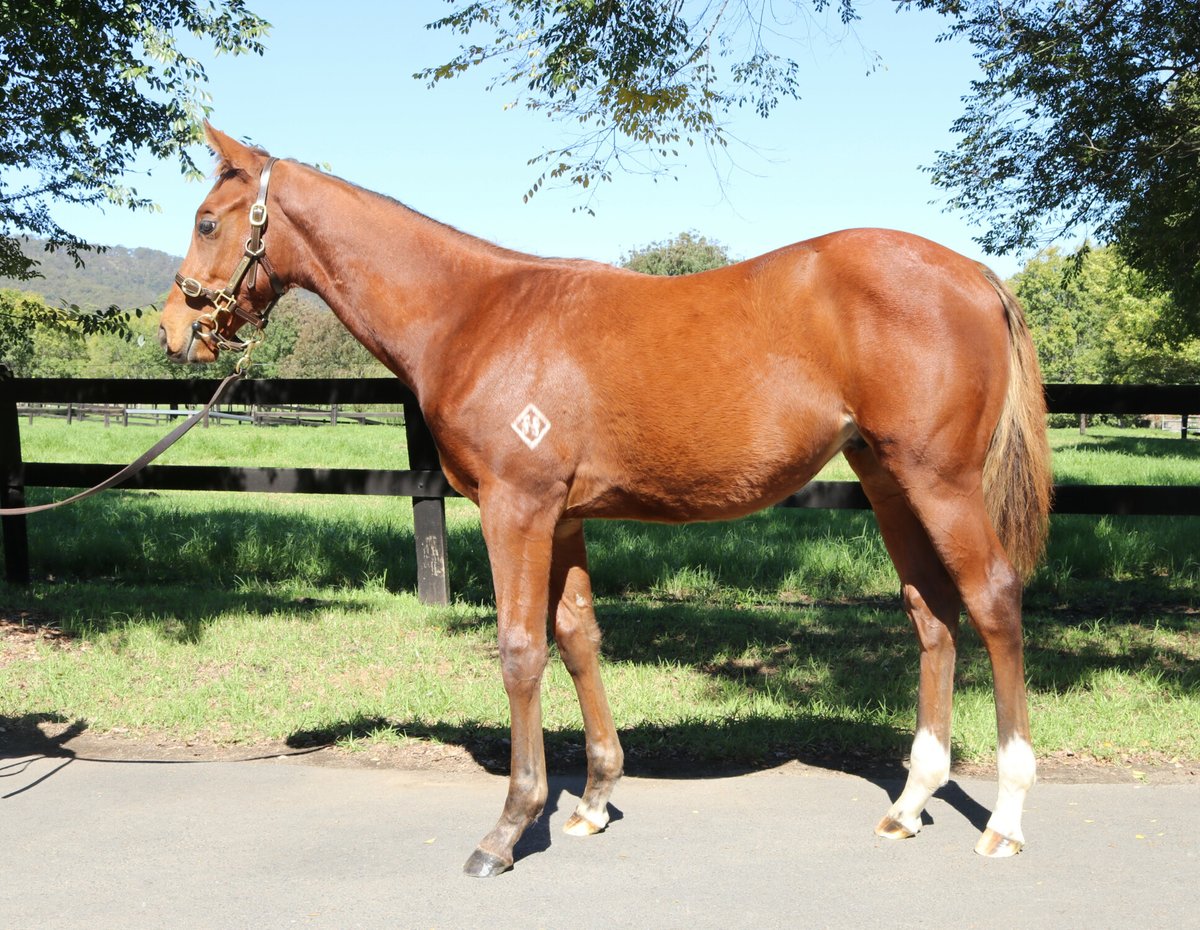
979 266 1053 581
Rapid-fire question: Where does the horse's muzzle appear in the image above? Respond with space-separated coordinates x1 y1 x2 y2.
158 324 184 362
159 322 213 364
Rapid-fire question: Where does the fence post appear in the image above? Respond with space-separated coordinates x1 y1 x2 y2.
0 366 30 585
403 399 449 606
1183 413 1190 441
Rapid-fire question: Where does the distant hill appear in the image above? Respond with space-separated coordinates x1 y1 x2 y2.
0 239 181 311
0 237 328 313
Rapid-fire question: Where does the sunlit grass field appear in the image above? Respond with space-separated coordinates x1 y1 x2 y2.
2 419 1198 769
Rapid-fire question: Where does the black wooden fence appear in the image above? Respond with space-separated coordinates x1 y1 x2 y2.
0 377 452 601
3 376 1200 603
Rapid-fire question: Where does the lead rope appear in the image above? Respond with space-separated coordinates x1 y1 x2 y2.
0 372 243 516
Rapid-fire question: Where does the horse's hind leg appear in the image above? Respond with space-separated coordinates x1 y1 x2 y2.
876 458 1035 857
846 447 963 840
550 519 624 836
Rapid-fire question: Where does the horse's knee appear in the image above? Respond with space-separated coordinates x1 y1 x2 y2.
498 624 548 690
554 588 594 638
554 596 601 674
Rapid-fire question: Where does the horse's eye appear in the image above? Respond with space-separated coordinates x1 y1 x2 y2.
198 218 217 236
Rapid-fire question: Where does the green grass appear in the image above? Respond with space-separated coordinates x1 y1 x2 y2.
1049 425 1200 485
2 422 1199 769
17 416 411 469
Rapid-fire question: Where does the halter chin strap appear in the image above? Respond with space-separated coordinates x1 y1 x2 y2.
175 157 286 365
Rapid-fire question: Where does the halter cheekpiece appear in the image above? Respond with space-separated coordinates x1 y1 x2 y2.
175 157 286 366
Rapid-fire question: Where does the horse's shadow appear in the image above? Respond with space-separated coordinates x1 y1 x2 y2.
929 779 992 832
509 774 990 860
1 711 989 852
0 712 327 800
506 774 628 865
283 713 992 848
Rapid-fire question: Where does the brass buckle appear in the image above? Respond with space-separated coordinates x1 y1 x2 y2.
179 277 203 299
234 335 262 374
212 290 238 314
248 203 267 226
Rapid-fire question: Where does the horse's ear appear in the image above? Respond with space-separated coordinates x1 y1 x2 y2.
203 122 263 175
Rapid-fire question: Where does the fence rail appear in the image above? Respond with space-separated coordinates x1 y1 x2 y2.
0 377 448 601
3 377 1200 602
16 402 406 428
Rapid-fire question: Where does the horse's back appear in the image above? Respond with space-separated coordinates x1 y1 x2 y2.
432 228 1012 521
588 228 1008 451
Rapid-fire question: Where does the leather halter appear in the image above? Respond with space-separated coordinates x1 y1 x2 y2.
175 157 286 358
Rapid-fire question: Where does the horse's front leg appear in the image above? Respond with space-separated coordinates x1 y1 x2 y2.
550 519 623 836
463 492 559 878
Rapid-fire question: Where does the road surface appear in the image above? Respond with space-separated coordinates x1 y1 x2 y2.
2 743 1196 929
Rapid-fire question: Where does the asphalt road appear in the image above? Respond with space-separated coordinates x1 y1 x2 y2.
2 746 1197 930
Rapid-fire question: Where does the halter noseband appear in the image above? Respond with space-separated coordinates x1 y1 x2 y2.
175 157 286 366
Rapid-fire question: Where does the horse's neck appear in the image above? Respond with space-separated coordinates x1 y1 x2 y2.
278 166 513 395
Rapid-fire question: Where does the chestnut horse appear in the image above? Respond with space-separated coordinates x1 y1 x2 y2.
159 126 1052 877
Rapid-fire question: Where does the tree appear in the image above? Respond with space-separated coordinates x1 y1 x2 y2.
0 288 42 375
418 1 861 206
1099 281 1200 386
423 2 1200 341
913 0 1200 332
1010 245 1200 386
0 286 146 376
620 231 732 275
1011 250 1106 385
0 0 269 284
274 300 390 379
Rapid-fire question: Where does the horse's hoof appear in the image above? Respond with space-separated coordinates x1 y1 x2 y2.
874 815 917 840
463 849 512 877
975 828 1023 857
563 811 607 837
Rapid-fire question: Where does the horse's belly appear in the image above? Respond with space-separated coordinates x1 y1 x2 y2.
567 470 809 522
566 418 856 523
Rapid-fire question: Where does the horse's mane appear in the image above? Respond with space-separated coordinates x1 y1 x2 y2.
299 160 605 270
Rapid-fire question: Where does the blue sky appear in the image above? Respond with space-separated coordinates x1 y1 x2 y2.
52 1 1023 276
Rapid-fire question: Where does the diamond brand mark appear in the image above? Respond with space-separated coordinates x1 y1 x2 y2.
511 403 551 449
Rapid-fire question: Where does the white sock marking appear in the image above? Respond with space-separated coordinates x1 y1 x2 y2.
885 728 950 835
987 736 1036 842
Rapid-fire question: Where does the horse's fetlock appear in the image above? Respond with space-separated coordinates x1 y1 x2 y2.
587 740 624 779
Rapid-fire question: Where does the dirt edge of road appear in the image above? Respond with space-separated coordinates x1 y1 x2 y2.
3 717 1197 786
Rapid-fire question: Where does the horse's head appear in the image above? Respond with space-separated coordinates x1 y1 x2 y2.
159 124 290 365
